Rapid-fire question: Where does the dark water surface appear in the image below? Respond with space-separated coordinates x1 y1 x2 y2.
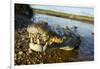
33 14 94 61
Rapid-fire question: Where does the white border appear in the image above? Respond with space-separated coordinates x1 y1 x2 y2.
14 0 95 8
11 0 95 69
11 0 14 69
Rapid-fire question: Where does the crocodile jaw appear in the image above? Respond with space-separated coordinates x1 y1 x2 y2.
60 46 74 51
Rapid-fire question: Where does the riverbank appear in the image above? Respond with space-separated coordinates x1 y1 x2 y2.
33 9 94 23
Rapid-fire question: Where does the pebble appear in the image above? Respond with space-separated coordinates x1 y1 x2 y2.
39 55 42 58
40 62 44 64
21 35 25 40
18 51 23 55
28 61 31 64
18 56 21 59
58 58 62 60
37 59 40 62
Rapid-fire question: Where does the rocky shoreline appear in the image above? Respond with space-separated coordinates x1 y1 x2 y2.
15 22 81 65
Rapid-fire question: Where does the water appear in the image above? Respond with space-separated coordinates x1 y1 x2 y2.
33 14 94 61
31 5 94 17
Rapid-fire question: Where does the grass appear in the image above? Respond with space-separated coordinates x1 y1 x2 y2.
33 8 94 23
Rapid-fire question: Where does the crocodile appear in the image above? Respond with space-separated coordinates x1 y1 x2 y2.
27 21 81 52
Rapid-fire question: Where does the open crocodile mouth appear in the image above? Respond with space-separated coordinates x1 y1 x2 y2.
27 22 81 52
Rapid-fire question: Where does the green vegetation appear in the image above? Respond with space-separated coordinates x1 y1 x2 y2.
33 8 94 23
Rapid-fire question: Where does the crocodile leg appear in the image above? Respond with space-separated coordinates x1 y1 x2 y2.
42 42 48 55
43 42 48 52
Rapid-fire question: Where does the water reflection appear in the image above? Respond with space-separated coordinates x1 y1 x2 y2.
44 48 79 63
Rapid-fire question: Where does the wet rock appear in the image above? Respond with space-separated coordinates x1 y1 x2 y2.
18 51 23 55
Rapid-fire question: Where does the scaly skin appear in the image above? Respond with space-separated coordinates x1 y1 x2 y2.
27 23 63 52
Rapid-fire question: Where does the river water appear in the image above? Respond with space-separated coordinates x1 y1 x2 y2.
33 14 94 61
